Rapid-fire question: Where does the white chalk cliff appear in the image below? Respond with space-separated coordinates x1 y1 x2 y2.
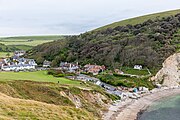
152 53 180 87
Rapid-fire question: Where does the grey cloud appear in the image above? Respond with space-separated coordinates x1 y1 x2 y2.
0 0 180 36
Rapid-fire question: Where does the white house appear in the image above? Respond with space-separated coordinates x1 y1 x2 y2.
95 81 102 86
43 60 51 68
14 50 26 57
2 64 35 71
1 58 37 71
134 65 142 70
60 62 79 73
17 58 37 66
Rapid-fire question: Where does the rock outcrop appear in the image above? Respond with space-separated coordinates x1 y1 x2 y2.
152 53 180 87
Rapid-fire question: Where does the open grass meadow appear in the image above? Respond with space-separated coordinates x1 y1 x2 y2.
0 35 65 50
0 71 81 86
0 39 54 46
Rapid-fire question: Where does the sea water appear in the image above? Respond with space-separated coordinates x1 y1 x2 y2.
139 95 180 120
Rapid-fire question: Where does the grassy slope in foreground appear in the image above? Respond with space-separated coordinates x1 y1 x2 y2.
95 9 180 31
0 71 81 86
0 79 116 119
0 92 94 120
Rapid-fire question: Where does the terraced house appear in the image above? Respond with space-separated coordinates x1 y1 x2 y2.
1 58 37 71
84 64 106 75
59 62 79 73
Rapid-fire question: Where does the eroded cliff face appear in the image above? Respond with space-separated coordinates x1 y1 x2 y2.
0 81 113 118
152 53 180 87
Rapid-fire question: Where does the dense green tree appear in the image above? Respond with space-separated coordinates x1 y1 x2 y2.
27 13 180 69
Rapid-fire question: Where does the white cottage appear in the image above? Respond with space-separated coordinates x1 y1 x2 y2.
134 65 142 70
1 58 37 71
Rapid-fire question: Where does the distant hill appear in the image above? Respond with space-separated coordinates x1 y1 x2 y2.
28 9 180 69
0 35 65 51
95 9 180 31
0 43 18 52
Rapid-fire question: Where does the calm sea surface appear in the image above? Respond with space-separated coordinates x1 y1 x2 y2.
139 95 180 120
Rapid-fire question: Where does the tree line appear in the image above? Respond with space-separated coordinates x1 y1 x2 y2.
27 13 180 69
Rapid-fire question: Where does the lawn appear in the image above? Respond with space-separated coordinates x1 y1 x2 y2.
121 67 149 76
0 71 81 85
0 52 13 58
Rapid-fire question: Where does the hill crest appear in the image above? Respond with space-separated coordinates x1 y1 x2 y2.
95 9 180 31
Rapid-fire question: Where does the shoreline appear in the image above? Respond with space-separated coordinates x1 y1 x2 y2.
103 87 180 120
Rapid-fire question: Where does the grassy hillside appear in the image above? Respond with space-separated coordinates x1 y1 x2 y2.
8 45 33 51
0 92 95 120
27 10 180 88
0 80 116 119
0 43 18 52
29 10 180 68
95 9 180 31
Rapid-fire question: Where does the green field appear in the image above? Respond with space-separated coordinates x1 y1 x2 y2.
0 39 54 46
0 35 65 50
95 9 180 31
8 45 33 51
97 73 154 89
121 67 149 76
0 71 81 85
0 52 13 58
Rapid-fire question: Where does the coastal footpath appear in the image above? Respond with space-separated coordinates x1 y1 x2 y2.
103 87 180 120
